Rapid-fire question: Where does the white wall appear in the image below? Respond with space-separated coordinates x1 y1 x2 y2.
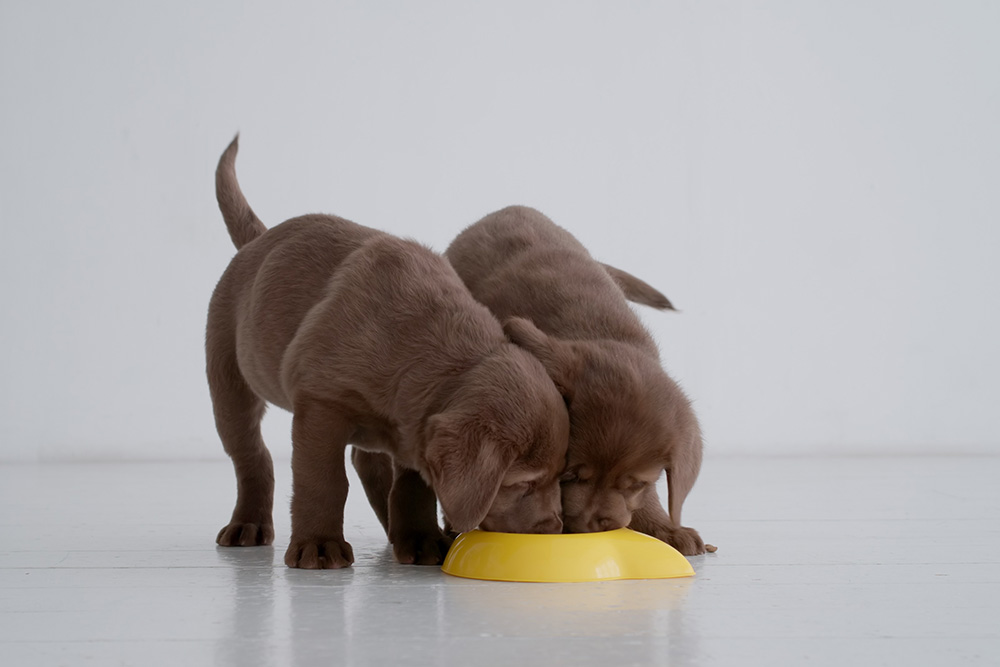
1 1 997 462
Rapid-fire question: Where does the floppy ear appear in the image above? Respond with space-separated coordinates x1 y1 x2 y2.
502 317 577 400
422 415 515 533
666 424 703 529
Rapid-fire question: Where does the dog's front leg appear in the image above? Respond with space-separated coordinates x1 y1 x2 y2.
628 486 706 556
284 402 355 569
388 464 453 565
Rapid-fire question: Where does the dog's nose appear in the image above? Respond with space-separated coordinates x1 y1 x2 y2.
533 515 563 534
594 516 623 532
561 516 582 534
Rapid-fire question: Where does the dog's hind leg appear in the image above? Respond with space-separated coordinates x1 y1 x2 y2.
207 327 275 547
350 448 393 534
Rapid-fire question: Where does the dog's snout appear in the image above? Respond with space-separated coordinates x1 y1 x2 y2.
594 516 624 532
533 515 563 534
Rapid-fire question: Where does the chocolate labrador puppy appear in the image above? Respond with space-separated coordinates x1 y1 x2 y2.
444 206 706 555
207 141 568 568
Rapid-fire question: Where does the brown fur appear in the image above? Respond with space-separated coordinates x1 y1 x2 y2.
445 206 706 555
206 139 568 569
600 263 675 311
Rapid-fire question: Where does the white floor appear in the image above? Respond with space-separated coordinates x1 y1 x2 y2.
1 456 998 666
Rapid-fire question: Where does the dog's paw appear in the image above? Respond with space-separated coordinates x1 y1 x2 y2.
391 529 454 566
641 524 706 556
284 537 354 569
665 525 706 556
217 521 274 547
441 519 460 541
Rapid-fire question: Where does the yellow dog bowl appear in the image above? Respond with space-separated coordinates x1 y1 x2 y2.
441 528 694 583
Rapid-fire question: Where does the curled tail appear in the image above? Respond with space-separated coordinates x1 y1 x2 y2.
216 134 267 249
601 263 676 310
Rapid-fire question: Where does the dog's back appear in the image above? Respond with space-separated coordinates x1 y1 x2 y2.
208 213 382 411
447 206 656 351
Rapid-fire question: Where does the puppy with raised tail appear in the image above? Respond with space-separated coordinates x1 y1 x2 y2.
444 206 707 555
206 141 568 568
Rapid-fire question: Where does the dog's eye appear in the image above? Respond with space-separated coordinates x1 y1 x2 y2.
624 480 648 493
516 481 535 497
559 471 578 484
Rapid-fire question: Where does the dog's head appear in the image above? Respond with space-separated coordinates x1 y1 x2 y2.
422 345 569 534
503 317 701 534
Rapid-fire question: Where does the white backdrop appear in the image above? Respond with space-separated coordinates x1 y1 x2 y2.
1 1 997 462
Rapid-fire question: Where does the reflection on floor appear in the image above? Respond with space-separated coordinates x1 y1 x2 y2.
1 456 998 666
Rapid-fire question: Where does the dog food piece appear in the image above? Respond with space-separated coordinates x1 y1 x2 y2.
705 543 718 553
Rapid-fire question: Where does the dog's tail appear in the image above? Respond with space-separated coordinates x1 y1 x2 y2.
601 263 675 311
216 134 267 250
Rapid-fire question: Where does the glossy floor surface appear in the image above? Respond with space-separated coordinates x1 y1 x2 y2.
2 456 998 666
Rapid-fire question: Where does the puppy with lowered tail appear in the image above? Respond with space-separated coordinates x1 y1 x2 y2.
446 206 709 555
206 140 568 568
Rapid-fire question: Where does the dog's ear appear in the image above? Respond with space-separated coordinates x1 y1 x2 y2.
666 423 703 529
423 414 514 533
502 317 577 400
